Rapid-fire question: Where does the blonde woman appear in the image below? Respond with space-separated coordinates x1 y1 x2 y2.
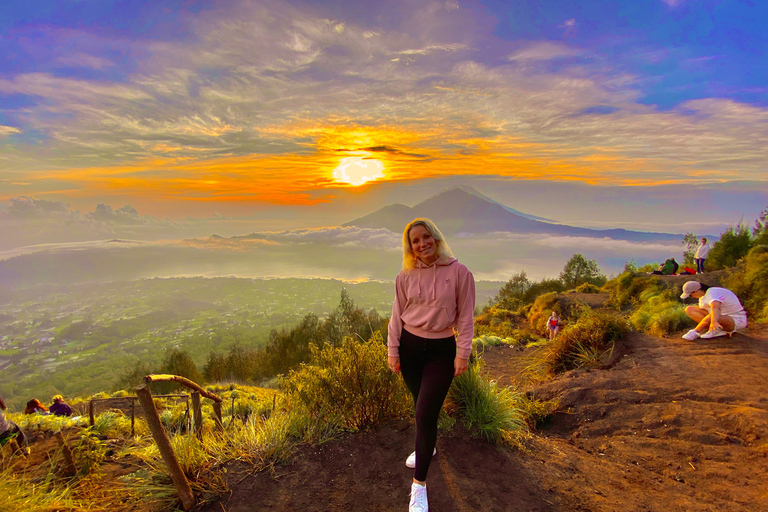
388 218 475 512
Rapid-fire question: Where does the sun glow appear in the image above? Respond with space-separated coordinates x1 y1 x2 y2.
332 157 385 186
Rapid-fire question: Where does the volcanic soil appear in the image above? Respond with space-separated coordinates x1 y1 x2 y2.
195 298 768 511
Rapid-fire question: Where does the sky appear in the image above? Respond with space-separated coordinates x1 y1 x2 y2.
1 0 767 268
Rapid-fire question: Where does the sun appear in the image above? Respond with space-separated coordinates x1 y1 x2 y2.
332 157 385 186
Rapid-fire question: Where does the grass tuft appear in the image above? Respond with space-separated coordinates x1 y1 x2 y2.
447 362 528 446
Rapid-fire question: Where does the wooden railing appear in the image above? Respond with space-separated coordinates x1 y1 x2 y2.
134 375 224 511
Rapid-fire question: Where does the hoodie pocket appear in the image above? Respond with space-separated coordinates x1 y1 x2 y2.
402 303 452 331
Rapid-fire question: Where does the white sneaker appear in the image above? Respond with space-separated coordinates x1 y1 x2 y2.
409 483 428 512
405 447 437 468
700 328 727 339
681 329 700 341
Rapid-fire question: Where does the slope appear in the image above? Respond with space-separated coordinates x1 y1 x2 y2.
194 323 768 512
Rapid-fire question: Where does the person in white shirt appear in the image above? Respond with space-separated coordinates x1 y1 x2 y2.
680 281 748 340
694 237 711 274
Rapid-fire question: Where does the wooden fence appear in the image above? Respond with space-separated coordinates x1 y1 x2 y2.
134 374 224 511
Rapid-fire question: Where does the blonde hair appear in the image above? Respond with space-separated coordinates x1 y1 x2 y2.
52 395 64 403
402 218 454 270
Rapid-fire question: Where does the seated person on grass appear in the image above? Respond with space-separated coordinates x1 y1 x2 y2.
680 281 748 341
0 395 30 456
24 398 49 415
49 395 73 417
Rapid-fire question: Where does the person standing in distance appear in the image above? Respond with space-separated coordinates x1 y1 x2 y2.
694 237 711 274
388 218 475 512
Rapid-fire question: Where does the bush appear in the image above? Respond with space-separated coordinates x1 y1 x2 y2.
706 224 752 270
574 283 601 293
629 287 689 336
280 333 410 431
526 308 628 377
724 245 768 322
603 271 666 310
447 362 528 445
474 306 525 338
528 292 560 334
516 393 559 429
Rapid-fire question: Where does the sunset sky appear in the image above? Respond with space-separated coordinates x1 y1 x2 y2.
1 0 767 237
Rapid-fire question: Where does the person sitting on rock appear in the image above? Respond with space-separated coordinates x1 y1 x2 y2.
680 281 748 340
24 399 49 415
49 395 73 417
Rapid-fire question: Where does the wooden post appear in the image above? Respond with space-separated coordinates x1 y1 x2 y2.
89 400 95 426
135 384 196 511
212 401 223 432
55 431 77 476
191 392 203 441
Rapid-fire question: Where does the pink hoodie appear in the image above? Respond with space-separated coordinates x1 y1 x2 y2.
388 256 476 359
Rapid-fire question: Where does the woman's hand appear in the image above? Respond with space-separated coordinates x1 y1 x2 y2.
454 356 469 377
388 356 401 374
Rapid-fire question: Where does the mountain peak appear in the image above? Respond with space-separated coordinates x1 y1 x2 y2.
344 187 679 242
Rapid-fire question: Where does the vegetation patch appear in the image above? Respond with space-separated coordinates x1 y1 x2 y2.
525 308 628 379
724 245 768 322
447 361 529 446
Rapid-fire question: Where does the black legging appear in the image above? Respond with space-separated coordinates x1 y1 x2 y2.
398 328 455 482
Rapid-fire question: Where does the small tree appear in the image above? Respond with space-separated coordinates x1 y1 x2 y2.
754 207 768 246
202 351 228 383
160 349 204 391
682 232 699 266
493 271 532 310
559 253 606 290
706 224 752 270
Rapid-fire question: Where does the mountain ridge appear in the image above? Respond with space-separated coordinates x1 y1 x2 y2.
344 186 681 242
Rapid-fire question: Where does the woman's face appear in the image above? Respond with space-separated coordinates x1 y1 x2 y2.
409 224 437 264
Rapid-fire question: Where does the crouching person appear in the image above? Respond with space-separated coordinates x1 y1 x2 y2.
680 281 748 341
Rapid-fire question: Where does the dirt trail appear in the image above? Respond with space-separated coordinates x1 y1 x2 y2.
196 324 768 512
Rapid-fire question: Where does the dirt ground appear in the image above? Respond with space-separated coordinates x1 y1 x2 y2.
195 293 768 512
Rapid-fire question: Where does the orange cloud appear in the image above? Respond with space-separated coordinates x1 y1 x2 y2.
11 122 725 209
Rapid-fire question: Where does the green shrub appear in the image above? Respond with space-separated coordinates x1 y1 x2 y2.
629 287 688 336
526 308 628 377
474 306 524 338
603 271 666 310
159 405 189 434
92 411 136 437
724 245 768 322
447 362 528 445
71 428 109 475
528 292 560 333
280 334 410 431
706 224 753 270
473 335 515 349
574 283 601 293
515 393 559 429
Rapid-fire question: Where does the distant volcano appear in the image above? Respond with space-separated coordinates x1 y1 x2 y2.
344 186 680 242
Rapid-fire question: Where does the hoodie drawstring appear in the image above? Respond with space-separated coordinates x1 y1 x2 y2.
432 264 436 300
415 261 438 300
